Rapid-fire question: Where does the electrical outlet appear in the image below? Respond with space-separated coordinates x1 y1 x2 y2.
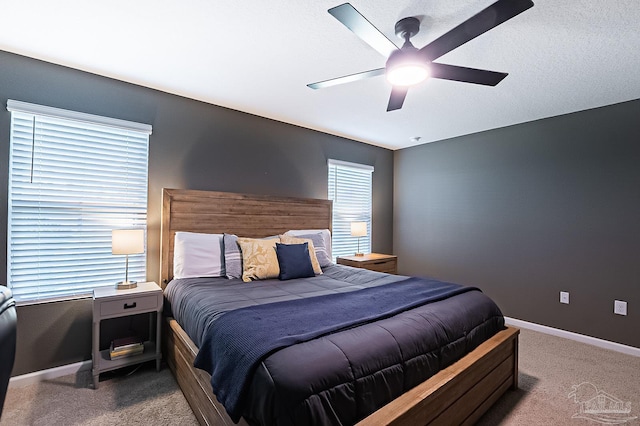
560 291 569 304
614 300 627 316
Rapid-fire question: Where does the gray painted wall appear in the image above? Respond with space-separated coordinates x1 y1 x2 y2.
0 50 394 375
394 99 640 348
4 44 637 377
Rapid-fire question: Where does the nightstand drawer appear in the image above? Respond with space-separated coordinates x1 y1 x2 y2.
100 294 158 316
336 253 398 274
365 259 397 274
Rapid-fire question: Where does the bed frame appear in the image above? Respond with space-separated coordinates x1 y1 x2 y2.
160 188 519 426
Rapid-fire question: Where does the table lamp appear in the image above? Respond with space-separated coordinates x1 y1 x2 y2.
350 221 367 257
112 229 144 289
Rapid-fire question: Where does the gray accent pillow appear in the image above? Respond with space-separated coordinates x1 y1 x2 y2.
223 233 242 279
295 233 332 268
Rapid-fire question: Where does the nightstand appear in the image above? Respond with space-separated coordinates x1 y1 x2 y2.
336 253 398 274
92 281 162 389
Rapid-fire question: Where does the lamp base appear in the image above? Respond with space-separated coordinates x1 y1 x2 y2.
116 280 137 290
354 252 364 257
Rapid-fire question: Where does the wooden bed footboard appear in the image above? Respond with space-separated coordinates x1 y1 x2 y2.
357 326 519 426
164 316 519 426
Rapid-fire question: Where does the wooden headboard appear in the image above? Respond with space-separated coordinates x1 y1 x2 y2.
160 189 333 288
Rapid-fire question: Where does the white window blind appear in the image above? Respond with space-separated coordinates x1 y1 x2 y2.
7 100 151 303
328 159 373 260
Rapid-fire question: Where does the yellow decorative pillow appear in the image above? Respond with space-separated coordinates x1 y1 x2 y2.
237 237 280 282
279 235 323 275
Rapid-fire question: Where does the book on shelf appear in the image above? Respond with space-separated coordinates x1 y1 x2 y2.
110 335 144 359
110 345 144 359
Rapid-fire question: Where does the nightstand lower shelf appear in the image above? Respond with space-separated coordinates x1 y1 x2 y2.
96 341 159 374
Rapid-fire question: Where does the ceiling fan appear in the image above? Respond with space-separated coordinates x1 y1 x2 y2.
308 0 534 111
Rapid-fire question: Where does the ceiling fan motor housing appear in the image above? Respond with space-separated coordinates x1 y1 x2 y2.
386 17 428 87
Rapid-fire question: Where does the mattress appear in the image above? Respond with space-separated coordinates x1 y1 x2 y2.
164 264 504 425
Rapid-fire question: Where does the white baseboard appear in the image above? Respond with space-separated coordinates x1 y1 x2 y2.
9 360 92 388
505 317 640 358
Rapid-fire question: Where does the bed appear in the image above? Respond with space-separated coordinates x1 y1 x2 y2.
160 188 519 426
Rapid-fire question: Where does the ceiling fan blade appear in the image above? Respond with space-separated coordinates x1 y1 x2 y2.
420 0 534 61
430 63 507 86
307 68 385 90
387 87 408 111
328 3 399 58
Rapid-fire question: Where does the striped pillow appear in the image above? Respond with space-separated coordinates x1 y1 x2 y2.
288 232 332 268
223 234 242 279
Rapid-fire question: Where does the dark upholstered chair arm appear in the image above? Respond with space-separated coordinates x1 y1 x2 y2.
0 285 17 418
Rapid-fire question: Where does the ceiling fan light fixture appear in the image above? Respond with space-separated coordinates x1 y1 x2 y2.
386 63 429 87
385 46 430 87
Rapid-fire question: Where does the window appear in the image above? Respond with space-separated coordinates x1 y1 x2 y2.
327 159 373 260
7 100 151 303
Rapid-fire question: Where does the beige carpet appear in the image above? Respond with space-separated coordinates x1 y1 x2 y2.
2 328 639 425
1 364 198 426
478 328 640 425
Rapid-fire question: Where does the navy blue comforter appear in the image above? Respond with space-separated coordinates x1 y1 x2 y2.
165 265 504 425
194 277 475 422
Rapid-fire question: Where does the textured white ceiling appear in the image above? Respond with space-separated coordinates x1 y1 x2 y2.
1 0 639 150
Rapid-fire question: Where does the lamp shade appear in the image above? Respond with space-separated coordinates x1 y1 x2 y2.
112 229 145 255
350 222 367 238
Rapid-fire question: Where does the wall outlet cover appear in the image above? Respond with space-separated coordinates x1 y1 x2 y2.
560 291 569 304
614 300 627 316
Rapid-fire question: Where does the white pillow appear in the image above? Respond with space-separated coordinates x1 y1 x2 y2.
173 232 225 279
285 229 332 261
